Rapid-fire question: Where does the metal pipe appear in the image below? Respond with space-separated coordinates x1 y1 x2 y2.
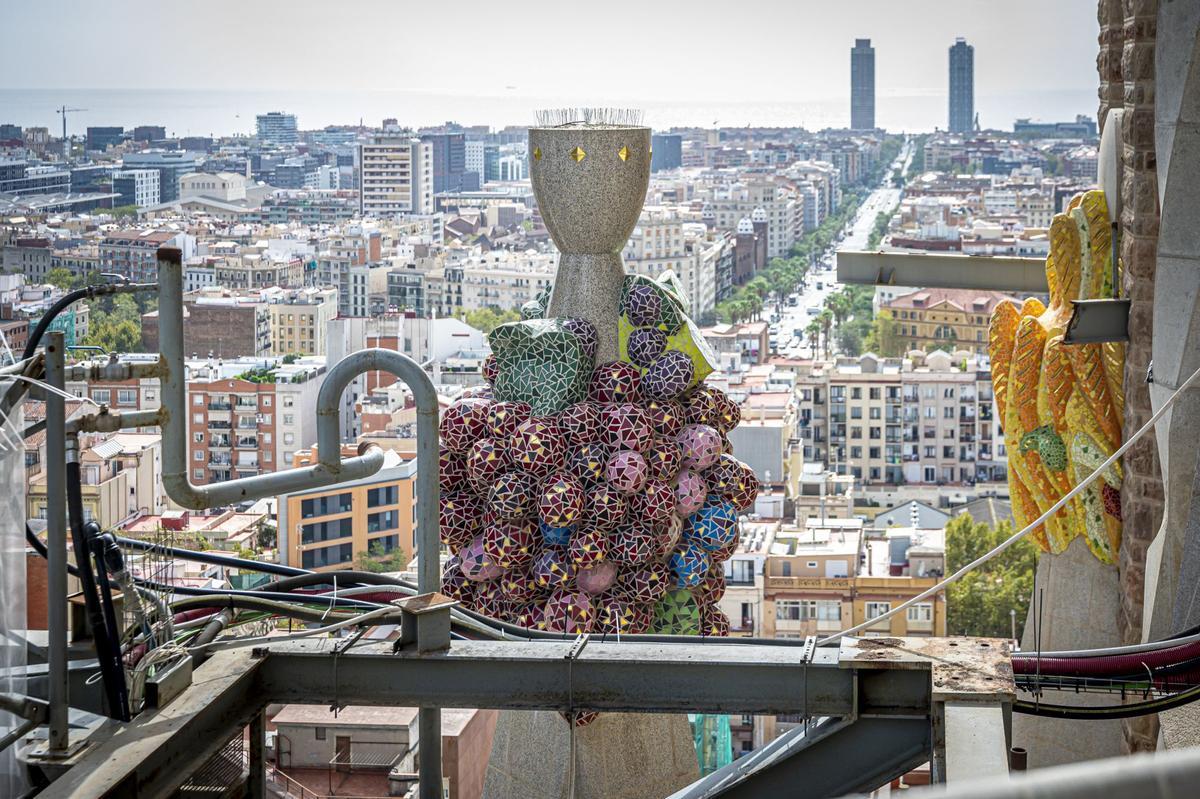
156 248 400 509
66 407 164 434
44 331 69 753
63 358 166 383
1008 746 1027 772
248 710 266 799
0 355 40 377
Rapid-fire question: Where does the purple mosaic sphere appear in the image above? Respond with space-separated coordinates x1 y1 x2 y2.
561 317 599 361
538 472 585 529
587 485 628 531
628 327 668 368
644 436 683 482
644 351 695 400
558 401 603 443
608 520 657 565
511 417 566 476
543 589 594 634
489 471 538 520
487 400 532 441
601 403 653 453
438 397 491 454
588 361 641 403
566 441 610 485
625 284 662 327
467 437 510 489
483 518 538 569
532 546 575 590
644 398 686 438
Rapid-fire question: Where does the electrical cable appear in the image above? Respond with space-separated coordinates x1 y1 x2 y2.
1013 682 1200 720
65 463 129 721
191 606 400 653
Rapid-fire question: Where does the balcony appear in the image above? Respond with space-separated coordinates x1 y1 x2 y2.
237 419 258 430
766 576 851 591
207 401 231 411
208 458 232 468
207 420 231 430
209 436 230 448
236 438 258 449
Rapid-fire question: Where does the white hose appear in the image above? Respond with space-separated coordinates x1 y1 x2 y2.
819 360 1200 646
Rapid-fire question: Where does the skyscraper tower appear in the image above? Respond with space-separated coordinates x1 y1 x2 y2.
949 38 975 133
850 39 876 130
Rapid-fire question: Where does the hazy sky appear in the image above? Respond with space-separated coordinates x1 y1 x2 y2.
4 0 1099 102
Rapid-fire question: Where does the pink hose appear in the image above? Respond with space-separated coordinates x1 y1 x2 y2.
1012 638 1200 676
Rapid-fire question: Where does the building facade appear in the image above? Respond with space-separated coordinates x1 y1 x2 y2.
358 136 433 217
850 39 876 130
949 38 975 133
256 112 299 145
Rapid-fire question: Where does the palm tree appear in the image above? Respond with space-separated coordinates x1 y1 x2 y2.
805 320 821 354
818 309 834 359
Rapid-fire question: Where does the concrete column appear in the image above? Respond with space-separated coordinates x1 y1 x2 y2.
248 711 266 799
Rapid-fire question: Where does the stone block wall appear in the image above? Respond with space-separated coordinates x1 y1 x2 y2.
1099 0 1162 753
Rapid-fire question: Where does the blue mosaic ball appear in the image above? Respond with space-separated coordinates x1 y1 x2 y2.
539 521 575 548
668 541 710 588
685 497 739 552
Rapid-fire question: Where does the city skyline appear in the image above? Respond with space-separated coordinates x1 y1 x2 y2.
4 1 1098 105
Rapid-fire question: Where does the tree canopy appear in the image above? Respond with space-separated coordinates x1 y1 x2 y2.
944 514 1037 640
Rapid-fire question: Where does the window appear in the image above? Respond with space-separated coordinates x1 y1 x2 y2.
193 433 203 444
923 387 935 399
906 603 933 623
924 407 935 419
193 468 204 480
262 396 272 407
283 414 294 425
850 446 862 458
368 485 399 507
850 387 862 400
850 407 862 419
315 727 326 740
865 602 891 620
92 389 111 404
193 450 203 461
924 467 936 482
284 433 295 445
806 561 818 568
264 451 272 462
193 395 204 405
193 413 203 424
283 395 294 408
367 510 398 533
780 562 791 577
775 600 841 622
869 447 881 459
944 407 955 419
869 407 881 420
726 559 754 585
117 389 137 406
300 517 354 545
943 387 955 399
300 492 353 519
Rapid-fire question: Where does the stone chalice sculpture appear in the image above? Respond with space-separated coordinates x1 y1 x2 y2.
529 108 652 362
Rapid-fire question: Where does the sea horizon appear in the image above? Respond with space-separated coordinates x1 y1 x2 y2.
0 87 1097 139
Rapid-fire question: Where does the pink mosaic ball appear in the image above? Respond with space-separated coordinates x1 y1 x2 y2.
644 398 685 438
543 589 594 634
439 450 469 492
482 518 538 569
587 485 628 531
608 520 657 565
467 437 510 489
460 535 507 582
588 361 641 403
482 354 499 386
684 385 722 427
489 471 538 520
538 473 585 528
568 526 608 568
700 604 731 637
532 546 575 590
628 327 668 368
677 424 723 471
439 491 483 552
643 351 695 400
605 450 648 494
602 403 653 453
566 442 611 485
439 397 491 453
631 478 677 525
488 400 532 440
511 417 566 476
620 563 670 604
732 460 760 512
576 560 618 595
644 436 683 482
558 401 603 443
673 469 708 518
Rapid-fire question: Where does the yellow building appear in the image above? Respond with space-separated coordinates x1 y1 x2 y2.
885 287 1016 355
277 448 416 571
759 518 947 639
267 286 338 357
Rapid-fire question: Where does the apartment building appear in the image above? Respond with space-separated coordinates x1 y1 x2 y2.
27 432 165 528
456 250 555 312
358 135 433 217
267 286 338 356
184 357 325 486
702 181 802 259
884 287 1016 355
793 352 1005 487
112 169 161 209
316 227 386 317
277 448 416 571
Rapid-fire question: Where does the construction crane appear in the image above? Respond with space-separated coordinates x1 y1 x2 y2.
56 105 87 160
